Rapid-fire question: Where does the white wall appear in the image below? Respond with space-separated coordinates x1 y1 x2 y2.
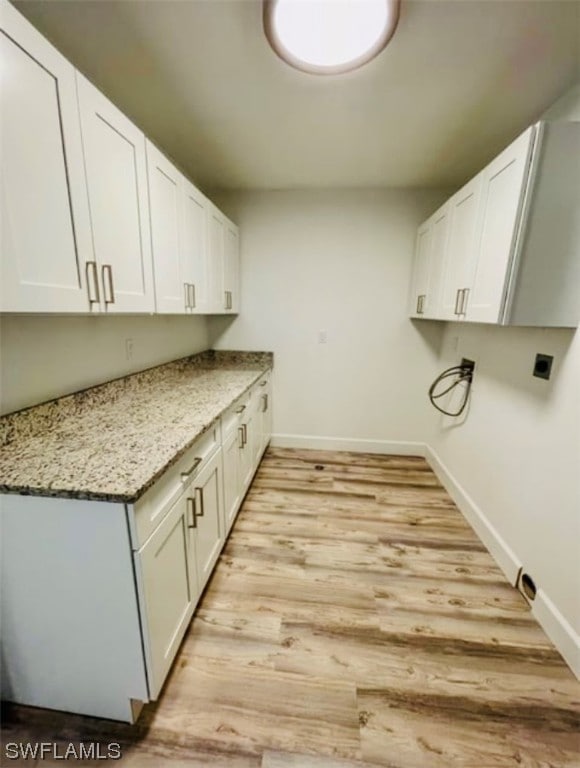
209 188 448 449
0 315 209 414
426 85 580 671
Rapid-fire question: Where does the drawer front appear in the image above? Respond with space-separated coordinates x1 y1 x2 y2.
221 392 250 438
129 422 220 549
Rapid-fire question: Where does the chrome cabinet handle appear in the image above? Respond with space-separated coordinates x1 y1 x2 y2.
85 261 100 304
262 394 268 412
238 425 244 449
461 288 469 315
454 288 462 315
187 496 197 529
242 423 247 447
184 282 190 310
224 290 228 310
416 295 421 314
102 264 115 305
235 405 246 414
180 456 202 482
190 283 196 309
195 485 205 517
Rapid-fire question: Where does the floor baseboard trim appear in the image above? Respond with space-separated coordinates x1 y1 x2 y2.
270 434 427 457
425 444 580 681
533 590 580 679
424 445 520 585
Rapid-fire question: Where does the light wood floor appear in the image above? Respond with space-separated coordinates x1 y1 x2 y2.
2 448 579 767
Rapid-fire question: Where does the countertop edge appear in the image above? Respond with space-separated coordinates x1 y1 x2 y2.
0 361 272 504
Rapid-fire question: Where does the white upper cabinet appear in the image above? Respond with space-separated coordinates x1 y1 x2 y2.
147 142 210 315
1 1 241 317
409 204 449 319
408 219 433 318
76 74 155 313
0 0 92 312
409 121 580 327
207 204 226 313
224 219 240 314
440 174 483 321
206 207 240 315
466 126 535 323
146 141 184 314
181 180 209 314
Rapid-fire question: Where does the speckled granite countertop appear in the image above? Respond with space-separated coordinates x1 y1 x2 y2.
0 350 273 503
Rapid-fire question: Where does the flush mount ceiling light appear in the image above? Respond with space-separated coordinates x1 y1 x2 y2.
263 0 400 75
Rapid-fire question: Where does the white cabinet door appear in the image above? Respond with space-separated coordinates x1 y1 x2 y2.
257 379 273 458
182 180 208 314
207 204 226 313
239 398 259 489
135 492 197 699
77 74 155 313
222 426 243 535
146 141 185 314
466 126 536 323
423 205 449 320
224 220 240 314
440 175 482 320
0 2 92 312
191 449 224 591
408 219 433 318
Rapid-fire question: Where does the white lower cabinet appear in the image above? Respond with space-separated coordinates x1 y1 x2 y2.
222 423 243 534
0 373 272 723
190 449 224 591
134 491 197 700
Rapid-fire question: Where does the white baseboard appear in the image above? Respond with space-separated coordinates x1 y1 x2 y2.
270 434 426 457
533 589 580 679
425 444 580 681
424 445 520 585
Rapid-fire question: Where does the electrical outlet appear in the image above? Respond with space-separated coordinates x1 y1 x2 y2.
533 353 553 380
125 338 134 361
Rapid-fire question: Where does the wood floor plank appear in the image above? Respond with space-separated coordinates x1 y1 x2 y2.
149 658 361 761
357 688 580 768
4 447 579 768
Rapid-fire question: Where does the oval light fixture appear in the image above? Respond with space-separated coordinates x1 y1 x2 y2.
263 0 401 75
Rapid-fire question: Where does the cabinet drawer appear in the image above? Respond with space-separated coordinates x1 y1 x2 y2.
221 392 250 438
128 422 220 549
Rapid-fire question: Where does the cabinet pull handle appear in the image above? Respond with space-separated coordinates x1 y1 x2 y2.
85 261 100 304
224 290 228 310
259 381 268 387
187 496 197 529
184 282 190 310
416 295 421 314
262 394 268 412
190 283 196 309
229 291 233 309
454 288 462 315
238 426 244 449
102 264 115 305
461 288 469 315
242 423 247 447
235 405 246 414
181 456 202 482
195 486 205 517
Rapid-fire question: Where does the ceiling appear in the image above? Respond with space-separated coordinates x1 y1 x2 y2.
13 0 580 193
